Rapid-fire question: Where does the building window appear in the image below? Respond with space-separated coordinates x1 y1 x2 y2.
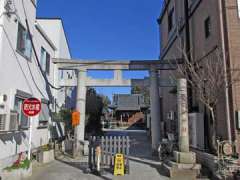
17 23 32 59
40 47 50 75
204 17 211 39
14 97 29 129
39 102 49 128
168 8 175 33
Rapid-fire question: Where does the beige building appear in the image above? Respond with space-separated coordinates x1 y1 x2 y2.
158 0 240 151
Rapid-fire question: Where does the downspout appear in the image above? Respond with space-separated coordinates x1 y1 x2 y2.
184 0 193 110
218 0 232 142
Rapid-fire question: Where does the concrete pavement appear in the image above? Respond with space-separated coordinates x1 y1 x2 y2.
26 157 168 180
27 131 169 180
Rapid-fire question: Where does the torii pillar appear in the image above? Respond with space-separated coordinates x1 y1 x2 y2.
73 69 87 156
149 66 161 152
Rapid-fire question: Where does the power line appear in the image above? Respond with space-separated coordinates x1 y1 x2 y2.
22 0 63 93
0 25 36 95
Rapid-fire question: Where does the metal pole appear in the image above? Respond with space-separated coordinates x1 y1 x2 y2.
28 117 33 160
218 0 232 142
184 0 193 110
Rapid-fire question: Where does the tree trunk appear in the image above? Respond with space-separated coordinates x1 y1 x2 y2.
210 107 217 153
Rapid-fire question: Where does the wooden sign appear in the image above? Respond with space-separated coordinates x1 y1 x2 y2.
114 153 125 176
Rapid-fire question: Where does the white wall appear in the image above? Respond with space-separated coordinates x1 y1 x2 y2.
0 0 69 169
37 19 76 109
37 19 71 59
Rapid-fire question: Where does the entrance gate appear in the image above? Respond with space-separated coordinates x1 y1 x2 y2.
53 59 178 152
88 135 130 173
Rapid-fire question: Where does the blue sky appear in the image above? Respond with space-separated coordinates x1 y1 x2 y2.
37 0 163 99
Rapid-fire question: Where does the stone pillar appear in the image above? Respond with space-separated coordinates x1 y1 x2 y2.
173 78 196 164
149 67 161 151
74 69 87 156
177 78 189 152
157 79 201 179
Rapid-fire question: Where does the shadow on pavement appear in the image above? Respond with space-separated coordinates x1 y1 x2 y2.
56 158 112 180
128 156 168 177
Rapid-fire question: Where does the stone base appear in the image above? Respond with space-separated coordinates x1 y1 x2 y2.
161 161 201 180
72 140 89 158
174 151 196 164
38 150 55 164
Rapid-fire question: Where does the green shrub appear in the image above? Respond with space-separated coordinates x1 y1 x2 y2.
4 159 31 172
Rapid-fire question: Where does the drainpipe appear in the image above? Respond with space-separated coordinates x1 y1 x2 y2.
184 0 193 110
218 0 232 142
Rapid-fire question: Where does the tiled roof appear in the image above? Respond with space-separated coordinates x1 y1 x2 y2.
110 94 148 111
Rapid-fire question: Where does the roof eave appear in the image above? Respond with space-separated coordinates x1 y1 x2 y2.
35 21 57 51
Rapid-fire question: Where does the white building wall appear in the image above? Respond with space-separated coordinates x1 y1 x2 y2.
38 19 76 109
33 23 56 96
37 19 71 59
0 0 71 169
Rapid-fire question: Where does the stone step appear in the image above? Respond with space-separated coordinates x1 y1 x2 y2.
161 162 200 180
167 161 201 170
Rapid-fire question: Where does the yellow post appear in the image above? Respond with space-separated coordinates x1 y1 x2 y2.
114 153 125 176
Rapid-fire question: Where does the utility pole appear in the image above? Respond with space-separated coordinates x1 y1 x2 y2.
184 0 193 110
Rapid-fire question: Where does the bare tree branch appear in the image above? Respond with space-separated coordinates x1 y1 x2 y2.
167 45 240 151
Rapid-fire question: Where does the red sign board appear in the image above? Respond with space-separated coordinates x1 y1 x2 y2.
22 98 41 117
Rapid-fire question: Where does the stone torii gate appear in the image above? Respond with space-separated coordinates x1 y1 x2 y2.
53 59 177 154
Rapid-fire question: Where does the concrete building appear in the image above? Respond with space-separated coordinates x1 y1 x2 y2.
158 0 240 158
0 0 73 169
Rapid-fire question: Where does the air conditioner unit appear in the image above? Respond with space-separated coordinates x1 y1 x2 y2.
167 111 175 120
0 111 19 132
0 114 8 131
188 113 204 150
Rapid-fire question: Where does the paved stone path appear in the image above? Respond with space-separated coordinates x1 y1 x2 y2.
27 131 169 180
